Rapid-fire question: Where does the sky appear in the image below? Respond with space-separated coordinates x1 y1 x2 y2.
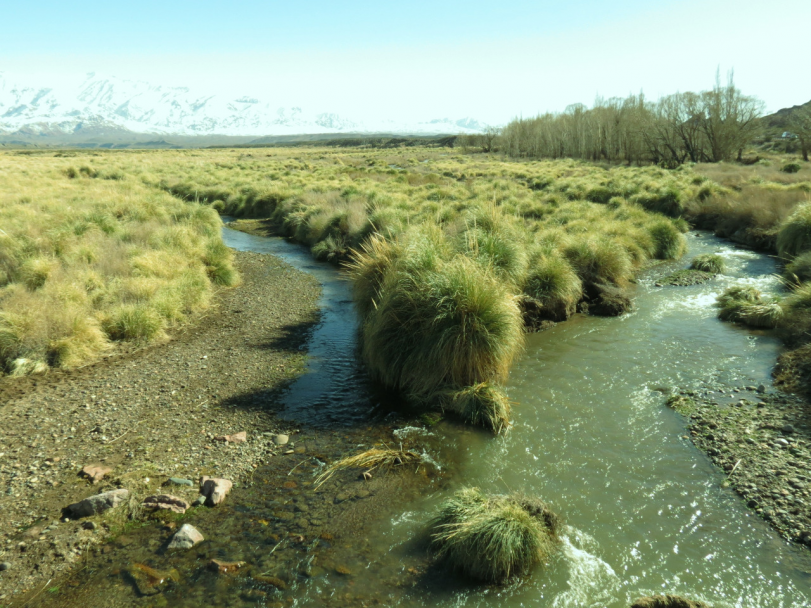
2 0 810 124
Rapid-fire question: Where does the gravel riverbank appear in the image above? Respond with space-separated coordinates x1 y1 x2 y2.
0 250 321 604
669 384 811 546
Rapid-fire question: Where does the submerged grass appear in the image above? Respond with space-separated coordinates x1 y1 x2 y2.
427 487 560 583
314 447 425 489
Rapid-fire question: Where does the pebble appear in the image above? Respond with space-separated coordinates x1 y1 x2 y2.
273 434 289 446
0 562 10 572
782 424 795 434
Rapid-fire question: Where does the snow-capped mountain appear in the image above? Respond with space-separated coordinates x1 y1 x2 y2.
0 73 487 140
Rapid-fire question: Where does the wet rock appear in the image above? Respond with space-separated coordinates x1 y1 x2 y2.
80 464 113 484
658 269 714 286
335 565 351 575
167 524 204 549
0 561 10 571
142 494 189 514
127 563 180 596
241 589 267 602
253 574 287 589
588 283 634 317
757 384 766 393
167 477 193 487
208 559 246 574
200 476 233 506
67 488 129 518
272 434 289 446
630 595 711 608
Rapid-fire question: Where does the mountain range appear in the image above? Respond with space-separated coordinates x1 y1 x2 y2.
0 73 488 144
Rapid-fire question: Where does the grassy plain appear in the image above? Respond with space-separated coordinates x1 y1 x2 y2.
3 147 810 426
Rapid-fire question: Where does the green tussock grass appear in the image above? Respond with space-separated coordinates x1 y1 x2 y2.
777 203 811 259
0 155 238 374
689 254 725 274
715 285 781 328
427 487 560 583
4 148 710 429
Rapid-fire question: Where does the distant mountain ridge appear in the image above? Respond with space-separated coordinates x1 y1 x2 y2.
0 73 487 143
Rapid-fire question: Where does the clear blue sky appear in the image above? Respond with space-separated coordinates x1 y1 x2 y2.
3 0 809 123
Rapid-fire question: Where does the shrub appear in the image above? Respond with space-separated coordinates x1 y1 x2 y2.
778 203 811 259
782 162 802 174
689 254 725 274
427 488 560 583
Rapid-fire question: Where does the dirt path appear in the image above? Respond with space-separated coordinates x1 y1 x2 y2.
0 251 321 604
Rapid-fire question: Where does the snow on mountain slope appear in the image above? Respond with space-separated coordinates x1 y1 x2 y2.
0 73 486 137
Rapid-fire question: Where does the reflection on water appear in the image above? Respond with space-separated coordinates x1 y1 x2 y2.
40 230 811 607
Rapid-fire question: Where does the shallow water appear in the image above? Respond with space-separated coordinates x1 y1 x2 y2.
40 229 811 607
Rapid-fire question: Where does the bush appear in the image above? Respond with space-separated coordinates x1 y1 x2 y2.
428 488 560 583
689 254 725 274
777 203 811 259
782 162 802 174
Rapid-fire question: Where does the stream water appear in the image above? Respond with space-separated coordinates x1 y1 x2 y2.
41 228 811 607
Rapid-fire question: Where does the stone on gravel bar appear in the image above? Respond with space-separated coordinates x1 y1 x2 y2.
167 524 204 549
67 489 129 518
167 477 193 487
142 494 189 514
0 561 10 571
200 476 233 506
80 464 113 484
214 431 247 443
272 434 289 446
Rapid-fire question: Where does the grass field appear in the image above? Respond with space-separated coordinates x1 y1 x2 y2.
2 147 810 426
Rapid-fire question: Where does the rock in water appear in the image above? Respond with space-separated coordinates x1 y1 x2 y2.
126 563 180 596
630 595 711 608
199 476 233 506
167 524 204 549
272 434 289 446
67 489 129 517
142 494 189 514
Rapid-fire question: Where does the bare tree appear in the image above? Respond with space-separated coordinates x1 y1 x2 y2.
789 105 811 162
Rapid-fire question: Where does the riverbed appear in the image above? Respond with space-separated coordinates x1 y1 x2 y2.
34 228 811 608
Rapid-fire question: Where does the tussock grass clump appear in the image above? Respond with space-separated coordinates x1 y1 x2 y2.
689 254 725 274
361 253 524 400
777 203 811 259
428 488 560 583
314 447 425 488
436 382 512 434
630 595 711 608
562 238 633 286
782 162 802 174
785 251 811 284
648 220 687 260
715 285 781 328
522 253 582 321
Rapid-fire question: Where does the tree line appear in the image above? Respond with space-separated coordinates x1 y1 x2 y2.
461 73 774 167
